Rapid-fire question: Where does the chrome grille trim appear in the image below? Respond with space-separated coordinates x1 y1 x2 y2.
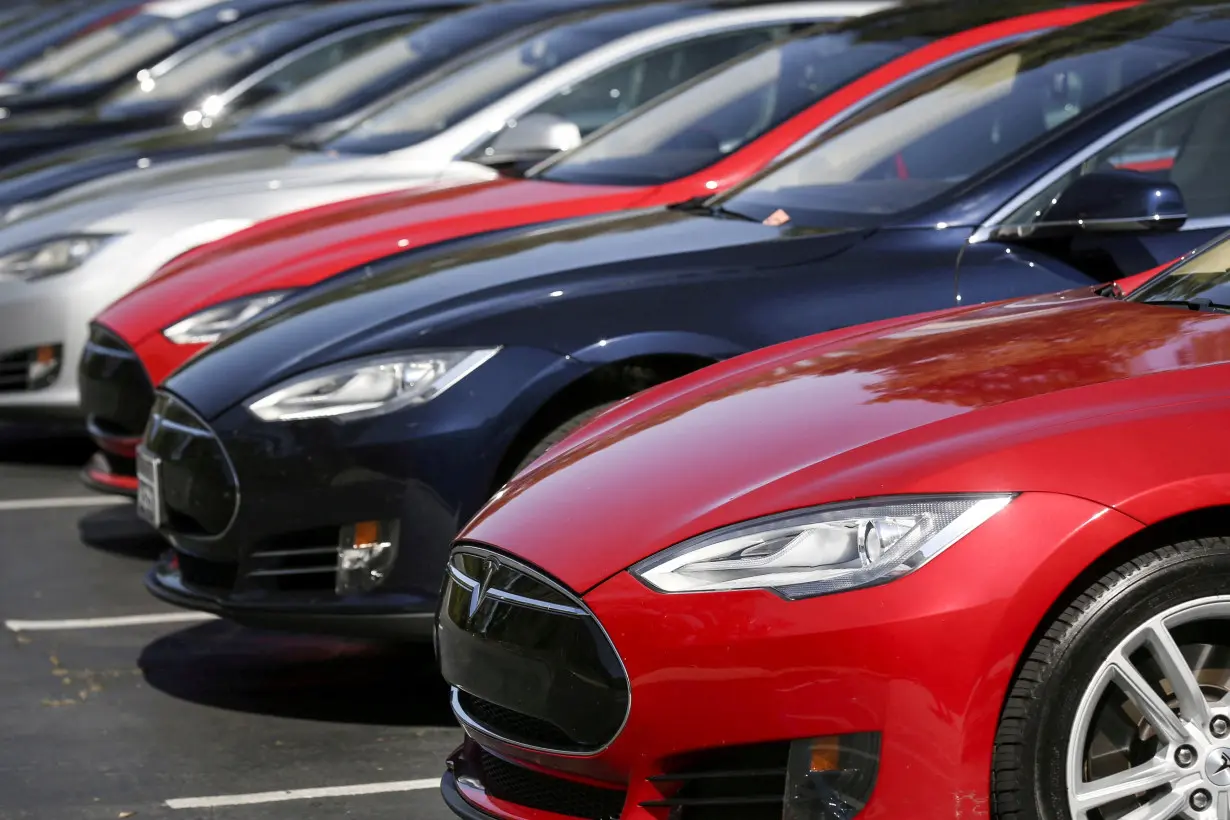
446 545 631 757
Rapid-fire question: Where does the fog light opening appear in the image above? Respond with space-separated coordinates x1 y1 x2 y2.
784 732 880 820
336 519 399 595
28 344 61 390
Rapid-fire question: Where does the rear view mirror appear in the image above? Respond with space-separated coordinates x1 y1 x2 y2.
481 113 582 170
996 170 1187 240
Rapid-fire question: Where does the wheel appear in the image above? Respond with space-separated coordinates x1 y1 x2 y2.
993 539 1230 820
513 402 618 477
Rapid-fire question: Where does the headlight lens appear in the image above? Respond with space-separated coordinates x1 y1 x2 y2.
163 291 295 345
632 494 1014 599
0 235 115 280
247 348 501 423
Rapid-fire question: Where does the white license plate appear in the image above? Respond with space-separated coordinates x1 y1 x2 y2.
135 448 163 529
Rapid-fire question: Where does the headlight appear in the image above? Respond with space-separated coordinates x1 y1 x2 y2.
632 494 1014 599
0 235 116 280
163 291 295 345
247 348 501 423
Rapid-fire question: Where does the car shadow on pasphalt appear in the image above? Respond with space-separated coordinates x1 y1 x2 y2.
78 504 166 560
139 620 456 727
0 423 93 466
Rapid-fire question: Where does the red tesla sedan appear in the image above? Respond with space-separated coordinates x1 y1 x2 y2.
78 0 1129 493
436 230 1230 820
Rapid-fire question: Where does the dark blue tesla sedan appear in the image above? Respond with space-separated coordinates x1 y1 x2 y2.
140 0 1230 638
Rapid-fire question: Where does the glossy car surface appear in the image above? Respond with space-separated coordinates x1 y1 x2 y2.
83 0 1116 493
0 0 144 76
0 0 842 427
434 227 1230 820
0 0 469 168
135 0 1230 638
0 0 311 116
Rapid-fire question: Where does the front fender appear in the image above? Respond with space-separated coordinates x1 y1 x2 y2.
569 330 745 365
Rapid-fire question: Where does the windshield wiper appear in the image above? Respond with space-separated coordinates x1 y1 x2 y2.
667 197 759 223
1145 297 1230 314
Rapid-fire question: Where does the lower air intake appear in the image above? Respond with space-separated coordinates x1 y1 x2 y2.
478 749 626 820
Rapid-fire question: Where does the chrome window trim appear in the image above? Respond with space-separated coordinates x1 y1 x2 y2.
446 544 631 757
970 68 1230 245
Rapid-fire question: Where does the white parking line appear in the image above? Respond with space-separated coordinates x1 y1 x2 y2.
0 496 130 512
4 612 217 632
165 778 441 809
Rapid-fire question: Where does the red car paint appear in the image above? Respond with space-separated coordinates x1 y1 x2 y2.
448 283 1230 820
86 2 1134 487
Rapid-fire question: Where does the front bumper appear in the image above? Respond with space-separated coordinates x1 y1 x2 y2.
439 492 1144 820
145 552 435 638
139 346 567 637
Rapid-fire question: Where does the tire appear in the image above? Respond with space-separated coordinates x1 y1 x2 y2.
993 538 1230 820
513 402 619 477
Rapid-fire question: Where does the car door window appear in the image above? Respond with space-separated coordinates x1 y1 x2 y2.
1003 82 1230 226
475 25 797 154
228 19 428 114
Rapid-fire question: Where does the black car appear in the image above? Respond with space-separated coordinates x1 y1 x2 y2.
0 0 647 214
131 0 1230 638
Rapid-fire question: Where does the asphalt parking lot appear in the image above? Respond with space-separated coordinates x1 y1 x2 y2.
0 426 461 820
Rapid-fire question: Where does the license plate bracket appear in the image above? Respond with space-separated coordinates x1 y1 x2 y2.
135 447 163 530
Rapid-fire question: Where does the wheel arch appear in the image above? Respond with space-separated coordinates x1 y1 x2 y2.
491 350 725 491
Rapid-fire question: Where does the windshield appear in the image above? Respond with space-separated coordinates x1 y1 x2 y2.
210 17 428 123
10 1 229 91
102 10 299 106
538 30 920 187
717 34 1205 228
1130 234 1230 307
324 4 705 156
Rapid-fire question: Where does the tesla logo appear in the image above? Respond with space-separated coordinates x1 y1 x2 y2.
1206 749 1230 784
467 558 498 619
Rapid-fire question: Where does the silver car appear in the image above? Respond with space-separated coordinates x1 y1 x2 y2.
0 0 889 420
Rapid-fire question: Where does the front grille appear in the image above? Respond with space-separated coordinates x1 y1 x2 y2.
643 742 789 820
80 324 154 436
456 690 576 750
438 546 630 755
478 750 626 820
145 392 238 537
0 344 60 392
243 527 339 592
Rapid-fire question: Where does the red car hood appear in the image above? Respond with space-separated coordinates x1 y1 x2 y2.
99 177 647 345
464 290 1230 592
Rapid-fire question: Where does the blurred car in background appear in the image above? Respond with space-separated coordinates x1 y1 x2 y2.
0 1 144 75
132 1 1230 639
436 225 1230 820
0 0 318 117
79 0 1129 493
0 0 635 215
0 0 476 167
0 0 886 425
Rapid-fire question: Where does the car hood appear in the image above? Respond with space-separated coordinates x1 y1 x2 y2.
0 153 499 255
104 177 647 344
0 126 237 211
462 291 1230 592
4 146 497 224
165 208 805 418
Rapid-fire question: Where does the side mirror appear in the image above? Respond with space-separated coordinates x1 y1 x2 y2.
481 113 582 170
1005 170 1187 240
